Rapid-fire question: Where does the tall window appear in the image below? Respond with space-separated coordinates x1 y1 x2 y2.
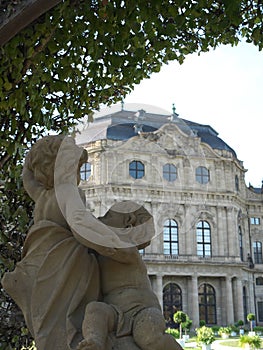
163 219 179 255
80 162 91 180
196 221 211 257
163 283 182 327
199 283 216 324
196 166 210 184
258 302 263 322
163 164 177 182
235 175 239 191
253 241 263 264
239 226 244 261
243 286 248 322
129 160 145 179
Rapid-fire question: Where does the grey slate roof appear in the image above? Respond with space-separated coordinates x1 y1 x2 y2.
76 109 237 158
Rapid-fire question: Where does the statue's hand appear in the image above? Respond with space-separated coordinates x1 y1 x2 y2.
98 247 117 256
76 339 87 350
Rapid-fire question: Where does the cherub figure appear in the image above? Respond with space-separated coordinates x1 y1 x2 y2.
1 135 120 350
77 202 182 350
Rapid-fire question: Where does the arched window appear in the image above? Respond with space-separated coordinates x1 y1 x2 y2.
196 221 211 257
163 164 177 182
163 283 182 327
199 283 216 324
253 241 263 264
239 226 244 261
163 219 178 255
80 162 91 180
129 160 145 179
196 166 210 184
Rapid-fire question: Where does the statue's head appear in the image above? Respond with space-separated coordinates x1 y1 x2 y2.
25 135 87 189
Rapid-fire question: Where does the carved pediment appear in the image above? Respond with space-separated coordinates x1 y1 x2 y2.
106 122 221 160
154 123 200 157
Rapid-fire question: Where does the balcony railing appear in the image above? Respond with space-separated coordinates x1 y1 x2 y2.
141 253 244 265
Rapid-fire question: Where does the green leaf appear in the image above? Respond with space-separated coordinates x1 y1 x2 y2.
3 81 12 90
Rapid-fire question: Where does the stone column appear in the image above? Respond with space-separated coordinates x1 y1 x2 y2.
248 275 256 315
236 278 244 322
226 208 239 257
184 204 192 256
226 276 234 324
156 274 163 310
216 207 222 256
191 274 199 328
226 207 233 256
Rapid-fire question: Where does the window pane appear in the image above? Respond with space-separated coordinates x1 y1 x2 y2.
170 242 178 254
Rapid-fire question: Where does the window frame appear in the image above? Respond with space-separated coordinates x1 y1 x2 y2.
256 277 263 286
163 163 177 182
250 217 261 225
163 283 182 327
196 166 210 184
129 160 145 179
196 220 212 257
198 283 217 325
163 219 179 256
253 241 263 264
80 162 91 181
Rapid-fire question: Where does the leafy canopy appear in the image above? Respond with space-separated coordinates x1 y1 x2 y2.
1 0 263 169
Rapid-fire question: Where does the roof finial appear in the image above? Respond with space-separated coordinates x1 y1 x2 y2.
170 103 179 122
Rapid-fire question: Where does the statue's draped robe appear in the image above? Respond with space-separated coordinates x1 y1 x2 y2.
2 220 100 350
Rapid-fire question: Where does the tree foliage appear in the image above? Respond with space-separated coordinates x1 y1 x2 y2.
1 0 263 348
1 0 263 169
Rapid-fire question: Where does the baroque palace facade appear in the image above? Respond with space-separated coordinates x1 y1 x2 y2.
76 107 263 329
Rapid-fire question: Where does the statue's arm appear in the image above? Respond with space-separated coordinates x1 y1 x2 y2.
70 226 116 257
106 247 139 263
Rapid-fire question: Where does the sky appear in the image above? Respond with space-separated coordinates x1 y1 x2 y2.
119 41 263 188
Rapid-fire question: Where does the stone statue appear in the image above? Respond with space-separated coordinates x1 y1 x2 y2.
1 135 182 350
